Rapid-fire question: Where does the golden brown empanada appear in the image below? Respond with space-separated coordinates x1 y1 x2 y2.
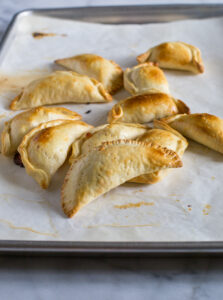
1 106 81 156
61 140 182 217
55 54 123 94
10 71 112 111
18 119 92 189
161 113 223 154
130 120 188 184
108 91 190 124
137 42 204 74
124 63 169 95
70 122 149 163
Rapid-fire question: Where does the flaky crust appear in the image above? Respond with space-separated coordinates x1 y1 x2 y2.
55 54 123 94
130 120 188 184
10 71 112 111
124 63 169 95
137 41 204 74
107 92 190 124
1 106 81 156
161 113 223 154
69 122 150 163
61 139 182 217
18 119 92 189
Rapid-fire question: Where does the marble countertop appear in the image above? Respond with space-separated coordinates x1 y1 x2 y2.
1 0 223 299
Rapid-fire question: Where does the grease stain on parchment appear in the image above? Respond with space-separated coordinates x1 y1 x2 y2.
114 201 154 209
32 32 67 39
0 194 59 238
0 219 57 237
0 71 50 95
203 204 211 215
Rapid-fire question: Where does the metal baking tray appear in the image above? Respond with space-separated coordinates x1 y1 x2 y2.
1 4 223 255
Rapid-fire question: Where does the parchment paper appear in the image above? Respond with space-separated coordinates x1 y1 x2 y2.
0 15 222 241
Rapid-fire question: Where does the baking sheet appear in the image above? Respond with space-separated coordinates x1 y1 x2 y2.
0 13 223 243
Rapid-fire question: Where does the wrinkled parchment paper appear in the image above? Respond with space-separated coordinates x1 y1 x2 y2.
0 15 223 241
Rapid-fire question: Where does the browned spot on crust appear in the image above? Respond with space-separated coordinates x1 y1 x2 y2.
123 93 173 110
156 42 191 65
33 127 54 144
140 67 166 84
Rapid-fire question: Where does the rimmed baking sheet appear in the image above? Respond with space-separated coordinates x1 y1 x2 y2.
0 5 223 254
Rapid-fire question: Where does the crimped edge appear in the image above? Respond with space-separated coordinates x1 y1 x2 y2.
136 49 152 64
61 138 182 217
159 113 187 124
10 93 23 111
1 107 82 157
90 78 113 102
69 122 150 163
174 99 190 114
154 119 188 147
18 119 82 189
107 104 123 123
108 60 124 95
123 67 136 95
1 121 12 156
55 55 123 95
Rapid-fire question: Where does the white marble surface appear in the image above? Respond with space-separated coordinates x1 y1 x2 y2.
1 0 223 299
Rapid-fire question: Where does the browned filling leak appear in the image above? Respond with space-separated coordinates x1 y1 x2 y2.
114 201 154 209
32 32 67 39
13 151 24 168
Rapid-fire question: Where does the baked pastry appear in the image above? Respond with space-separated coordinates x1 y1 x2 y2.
10 71 112 110
18 120 92 189
124 63 169 95
1 106 81 156
70 122 149 163
161 113 223 154
108 91 190 124
61 139 182 217
55 53 123 94
130 120 188 183
137 42 204 74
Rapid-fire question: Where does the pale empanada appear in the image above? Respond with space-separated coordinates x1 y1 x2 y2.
108 91 190 124
130 120 188 184
1 106 81 156
161 113 223 154
18 120 92 189
10 71 112 111
69 122 149 163
137 42 204 74
55 54 123 94
61 140 182 217
124 63 169 95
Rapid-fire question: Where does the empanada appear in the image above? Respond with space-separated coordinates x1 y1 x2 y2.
18 119 92 189
1 106 81 156
55 54 123 94
70 122 149 162
124 63 169 95
10 71 112 111
108 91 190 124
137 42 204 74
130 120 188 184
161 113 223 154
61 140 182 217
